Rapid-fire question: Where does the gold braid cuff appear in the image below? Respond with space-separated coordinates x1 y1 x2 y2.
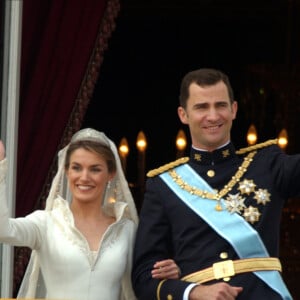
156 279 167 300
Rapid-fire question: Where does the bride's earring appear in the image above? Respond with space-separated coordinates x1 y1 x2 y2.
107 181 111 189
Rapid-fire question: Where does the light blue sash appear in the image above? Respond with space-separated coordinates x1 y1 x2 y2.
160 164 292 300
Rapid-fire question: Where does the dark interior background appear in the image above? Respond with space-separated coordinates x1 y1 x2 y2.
83 0 300 185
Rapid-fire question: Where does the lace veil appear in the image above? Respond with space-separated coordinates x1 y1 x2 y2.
17 128 138 298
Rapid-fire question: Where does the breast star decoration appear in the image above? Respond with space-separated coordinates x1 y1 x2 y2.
243 206 261 224
224 193 246 214
237 179 256 195
254 189 271 205
224 179 271 224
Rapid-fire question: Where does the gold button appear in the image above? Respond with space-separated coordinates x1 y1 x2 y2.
167 295 173 300
207 170 215 177
220 252 228 259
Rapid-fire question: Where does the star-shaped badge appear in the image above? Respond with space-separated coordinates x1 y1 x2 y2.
254 189 271 205
243 205 261 224
238 179 256 195
224 193 246 214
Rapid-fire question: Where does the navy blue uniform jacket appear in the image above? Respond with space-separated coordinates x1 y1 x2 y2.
132 141 300 300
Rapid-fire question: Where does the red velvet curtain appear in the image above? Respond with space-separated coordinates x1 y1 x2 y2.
14 0 120 294
17 0 119 216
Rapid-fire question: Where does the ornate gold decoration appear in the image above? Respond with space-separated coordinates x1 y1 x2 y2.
235 139 278 155
168 151 257 211
238 179 256 195
147 157 189 177
243 206 261 224
147 139 277 178
222 149 230 157
254 189 271 205
224 193 246 214
194 153 202 161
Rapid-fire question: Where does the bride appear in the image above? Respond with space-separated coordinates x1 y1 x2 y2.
0 128 180 299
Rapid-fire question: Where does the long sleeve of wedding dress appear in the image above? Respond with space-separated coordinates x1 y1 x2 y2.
0 158 137 300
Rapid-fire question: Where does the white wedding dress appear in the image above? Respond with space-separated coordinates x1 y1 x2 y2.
0 158 137 300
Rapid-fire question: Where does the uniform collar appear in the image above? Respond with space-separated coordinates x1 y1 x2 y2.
190 142 236 165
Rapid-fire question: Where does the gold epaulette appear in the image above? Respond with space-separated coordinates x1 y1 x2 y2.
147 157 189 177
236 139 278 155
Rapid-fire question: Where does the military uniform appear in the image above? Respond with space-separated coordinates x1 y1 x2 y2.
132 140 300 300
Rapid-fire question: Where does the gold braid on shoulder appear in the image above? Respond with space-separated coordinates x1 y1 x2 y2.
147 139 278 177
235 139 278 155
147 157 189 177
